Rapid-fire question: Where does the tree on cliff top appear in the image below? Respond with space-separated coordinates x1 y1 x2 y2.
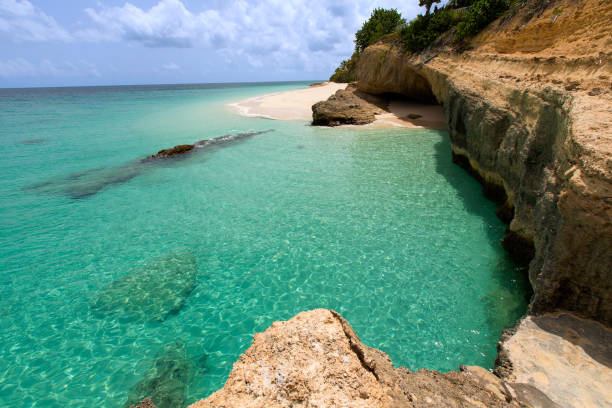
354 8 405 53
419 0 442 15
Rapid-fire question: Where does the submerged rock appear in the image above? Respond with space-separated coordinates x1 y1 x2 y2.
26 130 272 199
125 342 194 408
27 163 145 199
129 398 157 408
92 252 197 322
311 84 386 126
18 138 47 144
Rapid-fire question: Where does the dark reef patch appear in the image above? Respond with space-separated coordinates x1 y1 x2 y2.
26 130 271 199
124 342 194 408
18 138 48 144
92 252 198 323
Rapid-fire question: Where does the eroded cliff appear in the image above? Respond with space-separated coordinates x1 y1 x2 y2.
356 0 612 326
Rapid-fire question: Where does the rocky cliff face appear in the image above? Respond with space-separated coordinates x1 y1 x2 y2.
356 0 612 326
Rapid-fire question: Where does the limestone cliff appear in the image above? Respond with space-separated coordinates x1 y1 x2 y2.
356 0 612 326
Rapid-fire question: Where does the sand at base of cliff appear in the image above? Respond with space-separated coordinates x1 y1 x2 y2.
230 83 445 129
229 82 347 121
363 100 446 129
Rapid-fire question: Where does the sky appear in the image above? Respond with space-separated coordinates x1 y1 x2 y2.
0 0 426 88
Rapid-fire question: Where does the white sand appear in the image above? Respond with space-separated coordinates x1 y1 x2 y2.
229 82 446 129
228 82 347 121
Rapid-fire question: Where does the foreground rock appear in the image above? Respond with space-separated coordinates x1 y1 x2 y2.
311 84 386 126
92 252 197 322
496 312 612 407
125 342 194 408
189 309 521 408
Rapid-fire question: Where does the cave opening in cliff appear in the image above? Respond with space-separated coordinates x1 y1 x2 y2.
380 91 445 128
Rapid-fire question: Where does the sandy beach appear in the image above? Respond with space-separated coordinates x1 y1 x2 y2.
228 82 347 121
229 82 445 129
367 100 446 129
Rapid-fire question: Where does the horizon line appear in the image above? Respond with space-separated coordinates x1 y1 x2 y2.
0 79 328 91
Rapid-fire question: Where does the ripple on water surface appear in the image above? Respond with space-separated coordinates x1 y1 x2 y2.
0 83 528 408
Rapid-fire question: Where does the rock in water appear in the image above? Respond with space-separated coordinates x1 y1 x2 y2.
92 253 197 322
125 342 193 408
27 130 272 199
150 144 195 159
311 84 387 126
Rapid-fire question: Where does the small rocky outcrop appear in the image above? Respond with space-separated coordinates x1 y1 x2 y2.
189 309 523 408
148 144 195 159
92 252 197 322
311 84 387 126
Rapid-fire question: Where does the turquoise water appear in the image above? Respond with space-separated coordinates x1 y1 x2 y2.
0 82 528 407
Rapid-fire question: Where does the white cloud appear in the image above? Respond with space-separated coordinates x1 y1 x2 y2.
162 62 180 70
78 0 421 72
0 0 71 41
0 57 100 78
82 0 228 48
0 0 423 78
0 57 36 77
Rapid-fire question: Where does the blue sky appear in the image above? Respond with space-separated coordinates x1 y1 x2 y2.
0 0 425 87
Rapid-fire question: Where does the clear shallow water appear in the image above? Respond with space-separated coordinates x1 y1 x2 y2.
0 82 528 407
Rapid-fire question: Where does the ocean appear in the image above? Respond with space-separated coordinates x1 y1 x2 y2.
0 82 528 407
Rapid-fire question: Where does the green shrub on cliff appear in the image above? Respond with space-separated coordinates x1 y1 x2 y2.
329 52 359 83
401 0 510 51
455 0 511 40
401 9 459 52
354 8 406 53
331 0 511 81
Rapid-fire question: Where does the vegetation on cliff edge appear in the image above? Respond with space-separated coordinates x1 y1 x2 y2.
330 0 513 82
354 8 406 53
330 8 405 83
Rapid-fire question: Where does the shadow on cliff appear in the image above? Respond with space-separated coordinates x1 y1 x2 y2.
432 135 502 245
531 313 612 369
433 135 530 335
